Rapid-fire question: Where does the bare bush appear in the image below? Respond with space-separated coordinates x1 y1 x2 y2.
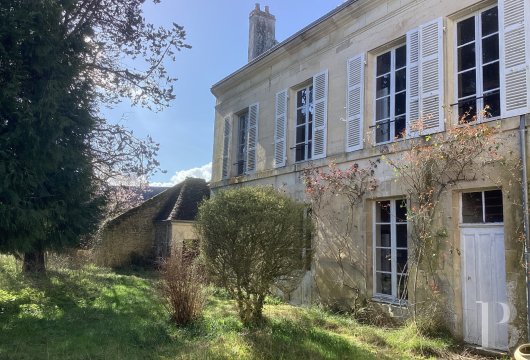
160 254 206 326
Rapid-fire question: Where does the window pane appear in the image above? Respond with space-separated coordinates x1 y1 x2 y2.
458 69 477 98
394 116 406 139
376 273 392 295
376 201 391 222
482 34 499 64
482 62 500 92
377 52 391 75
484 92 501 118
481 7 499 37
376 224 391 247
376 74 391 98
307 141 312 160
309 86 313 104
396 224 407 248
296 125 306 144
395 68 406 92
458 16 475 45
485 190 503 222
458 43 476 71
397 249 408 273
308 122 313 141
395 45 407 69
398 275 408 300
376 121 390 143
458 98 477 123
297 89 307 108
396 200 407 222
376 248 392 272
295 144 305 162
376 97 390 120
395 92 406 116
297 108 306 125
462 192 483 223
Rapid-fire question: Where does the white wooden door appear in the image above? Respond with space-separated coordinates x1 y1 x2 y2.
461 226 508 350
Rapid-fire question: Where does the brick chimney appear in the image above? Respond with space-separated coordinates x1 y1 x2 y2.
248 4 277 62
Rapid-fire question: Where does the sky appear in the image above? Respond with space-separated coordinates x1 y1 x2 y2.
103 1 345 186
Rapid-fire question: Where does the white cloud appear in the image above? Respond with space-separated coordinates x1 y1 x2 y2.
150 162 212 187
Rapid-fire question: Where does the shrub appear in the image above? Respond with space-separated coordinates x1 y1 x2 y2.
160 254 206 325
196 186 310 325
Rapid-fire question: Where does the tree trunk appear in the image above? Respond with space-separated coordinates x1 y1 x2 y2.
23 249 46 273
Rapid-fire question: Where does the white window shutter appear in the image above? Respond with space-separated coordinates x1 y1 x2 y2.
274 90 288 168
500 0 530 117
246 103 259 173
312 70 328 160
406 27 420 137
346 54 365 152
420 18 444 135
407 18 444 137
221 116 232 179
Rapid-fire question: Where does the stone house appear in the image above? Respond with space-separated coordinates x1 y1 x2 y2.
96 178 209 267
210 0 530 352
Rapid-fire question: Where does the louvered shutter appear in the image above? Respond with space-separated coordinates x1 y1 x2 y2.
500 0 530 117
407 18 444 136
312 70 328 160
406 28 420 136
246 103 259 173
274 90 288 168
419 18 444 134
346 54 364 152
221 116 232 179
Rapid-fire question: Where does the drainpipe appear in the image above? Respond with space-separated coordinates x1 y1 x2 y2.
520 114 530 342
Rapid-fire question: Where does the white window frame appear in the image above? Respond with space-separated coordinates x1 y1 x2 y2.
372 199 408 304
373 43 407 145
453 4 502 124
293 83 314 163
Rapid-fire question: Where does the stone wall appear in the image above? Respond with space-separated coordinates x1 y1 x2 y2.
96 188 177 267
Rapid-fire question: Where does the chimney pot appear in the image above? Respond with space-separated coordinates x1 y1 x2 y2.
255 3 260 11
265 5 269 13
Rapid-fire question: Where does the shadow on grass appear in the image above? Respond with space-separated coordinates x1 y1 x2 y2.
240 316 386 360
0 267 176 360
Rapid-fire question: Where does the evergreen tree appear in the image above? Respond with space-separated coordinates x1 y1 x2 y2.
0 1 103 271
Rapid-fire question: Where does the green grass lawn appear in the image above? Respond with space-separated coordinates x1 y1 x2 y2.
0 255 488 359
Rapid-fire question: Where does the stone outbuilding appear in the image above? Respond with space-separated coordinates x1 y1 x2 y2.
96 177 209 267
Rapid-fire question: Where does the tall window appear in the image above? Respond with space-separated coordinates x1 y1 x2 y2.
375 44 407 144
456 6 500 122
374 199 408 301
236 112 248 175
295 85 313 162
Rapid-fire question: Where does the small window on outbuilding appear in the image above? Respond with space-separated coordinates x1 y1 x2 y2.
462 189 503 223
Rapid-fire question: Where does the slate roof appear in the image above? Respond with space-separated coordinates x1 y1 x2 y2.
155 177 210 221
106 177 209 227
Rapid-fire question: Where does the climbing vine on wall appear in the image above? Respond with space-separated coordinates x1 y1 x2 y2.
384 117 510 322
302 160 379 310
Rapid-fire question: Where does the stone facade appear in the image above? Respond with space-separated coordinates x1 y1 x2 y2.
211 0 530 352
